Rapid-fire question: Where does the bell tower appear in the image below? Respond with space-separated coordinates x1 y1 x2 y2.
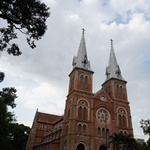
60 29 94 150
102 39 127 101
68 29 93 95
102 40 133 135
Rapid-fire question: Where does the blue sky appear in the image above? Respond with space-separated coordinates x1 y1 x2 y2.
1 0 150 140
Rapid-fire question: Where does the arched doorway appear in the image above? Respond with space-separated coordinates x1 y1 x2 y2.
99 145 107 150
76 143 85 150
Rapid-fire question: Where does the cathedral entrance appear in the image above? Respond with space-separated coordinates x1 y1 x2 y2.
99 145 107 150
76 143 85 150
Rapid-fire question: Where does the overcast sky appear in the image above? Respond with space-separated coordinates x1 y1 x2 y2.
1 0 150 140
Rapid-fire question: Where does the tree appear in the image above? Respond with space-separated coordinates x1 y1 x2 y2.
0 1 49 148
0 72 5 82
0 87 30 150
123 134 138 150
109 133 123 150
10 123 30 150
109 133 138 150
136 142 150 150
0 87 17 149
140 119 150 149
147 138 150 149
0 0 50 56
140 119 150 137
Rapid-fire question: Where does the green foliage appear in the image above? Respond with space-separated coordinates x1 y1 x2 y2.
0 0 50 56
0 1 48 148
140 119 150 149
0 87 17 149
147 138 150 149
10 123 30 150
0 87 17 126
109 133 138 150
0 123 30 150
0 87 30 150
0 72 5 82
136 142 150 150
140 119 150 137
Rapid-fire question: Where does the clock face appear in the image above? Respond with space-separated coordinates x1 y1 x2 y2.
96 108 110 125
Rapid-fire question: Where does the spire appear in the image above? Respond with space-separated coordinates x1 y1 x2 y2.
72 29 92 71
105 39 125 81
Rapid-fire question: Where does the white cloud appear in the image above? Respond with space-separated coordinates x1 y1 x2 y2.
17 82 66 113
65 13 82 23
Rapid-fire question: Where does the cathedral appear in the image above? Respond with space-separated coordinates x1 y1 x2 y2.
26 30 133 150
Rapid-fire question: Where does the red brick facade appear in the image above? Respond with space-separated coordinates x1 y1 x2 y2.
26 36 133 150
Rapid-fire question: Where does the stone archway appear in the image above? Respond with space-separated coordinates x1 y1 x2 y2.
76 143 85 150
99 145 107 150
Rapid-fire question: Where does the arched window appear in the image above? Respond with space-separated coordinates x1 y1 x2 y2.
78 124 82 134
118 108 128 128
119 86 122 98
80 75 84 89
83 107 86 120
102 128 105 138
122 115 127 127
97 127 101 137
118 114 127 127
83 125 86 134
124 131 127 135
78 106 82 119
119 114 122 126
106 129 109 138
70 76 74 91
85 76 88 89
116 85 119 97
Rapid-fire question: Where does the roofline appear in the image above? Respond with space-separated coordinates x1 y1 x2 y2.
37 112 64 125
38 117 63 125
69 67 94 77
102 77 127 86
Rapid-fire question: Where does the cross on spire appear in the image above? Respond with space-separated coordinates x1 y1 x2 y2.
110 39 113 46
82 28 85 34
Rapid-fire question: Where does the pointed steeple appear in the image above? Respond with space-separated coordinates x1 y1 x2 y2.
72 29 92 71
105 39 125 81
